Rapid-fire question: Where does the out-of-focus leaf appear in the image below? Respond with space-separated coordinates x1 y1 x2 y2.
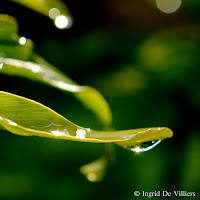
80 143 115 182
0 15 34 60
0 15 18 42
0 91 173 146
10 0 73 28
80 156 107 182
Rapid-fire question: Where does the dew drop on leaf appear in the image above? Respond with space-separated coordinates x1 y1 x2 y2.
124 140 161 153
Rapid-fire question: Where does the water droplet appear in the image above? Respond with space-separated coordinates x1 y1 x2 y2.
30 64 40 73
19 37 26 45
7 119 18 126
51 129 69 136
75 129 87 139
0 117 18 126
124 140 161 153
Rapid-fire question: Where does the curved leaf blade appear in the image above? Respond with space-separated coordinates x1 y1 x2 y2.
0 57 112 128
0 91 173 145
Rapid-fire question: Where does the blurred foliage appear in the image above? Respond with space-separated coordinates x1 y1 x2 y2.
0 0 200 200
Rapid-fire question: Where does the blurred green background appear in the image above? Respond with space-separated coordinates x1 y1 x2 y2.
0 0 199 199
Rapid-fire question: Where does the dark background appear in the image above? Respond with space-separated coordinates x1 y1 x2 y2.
0 0 199 199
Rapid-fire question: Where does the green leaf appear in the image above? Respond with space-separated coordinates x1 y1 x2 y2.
80 156 107 182
0 57 112 128
0 15 18 42
0 91 173 145
80 143 115 182
0 15 34 60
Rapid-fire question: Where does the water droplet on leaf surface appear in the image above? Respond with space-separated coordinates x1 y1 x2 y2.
124 140 161 153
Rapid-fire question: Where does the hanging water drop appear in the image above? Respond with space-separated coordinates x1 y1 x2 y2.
124 140 161 153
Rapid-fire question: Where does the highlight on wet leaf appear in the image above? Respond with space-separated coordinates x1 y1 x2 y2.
0 91 173 146
10 0 73 29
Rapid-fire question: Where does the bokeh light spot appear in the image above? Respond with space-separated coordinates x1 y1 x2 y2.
19 37 26 45
49 8 60 19
156 0 181 13
55 15 72 29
